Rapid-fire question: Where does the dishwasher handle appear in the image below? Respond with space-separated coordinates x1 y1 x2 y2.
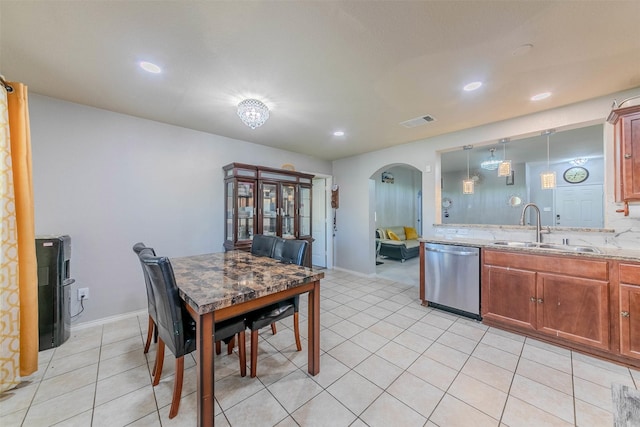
425 247 478 256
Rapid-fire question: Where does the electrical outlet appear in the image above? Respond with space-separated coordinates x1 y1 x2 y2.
78 288 89 301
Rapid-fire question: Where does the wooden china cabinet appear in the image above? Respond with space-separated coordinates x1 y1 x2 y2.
223 163 313 265
607 104 640 216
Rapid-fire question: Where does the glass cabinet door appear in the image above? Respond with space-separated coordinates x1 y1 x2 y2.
225 181 234 242
261 183 278 236
299 186 311 237
236 181 254 241
281 184 296 238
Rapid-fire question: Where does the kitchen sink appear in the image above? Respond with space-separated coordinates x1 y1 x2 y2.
536 243 601 253
491 241 601 254
492 241 537 247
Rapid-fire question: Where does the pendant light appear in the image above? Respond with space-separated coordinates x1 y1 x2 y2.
540 129 556 189
497 138 512 177
480 148 501 170
463 145 474 194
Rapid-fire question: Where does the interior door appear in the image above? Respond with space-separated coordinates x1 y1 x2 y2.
555 184 603 228
312 178 327 267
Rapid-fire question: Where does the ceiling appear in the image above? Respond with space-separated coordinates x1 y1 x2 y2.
2 1 639 161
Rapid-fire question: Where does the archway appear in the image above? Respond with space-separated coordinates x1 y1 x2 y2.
369 164 422 285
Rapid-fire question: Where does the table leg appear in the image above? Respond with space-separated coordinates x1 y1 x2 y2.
196 311 215 427
307 280 320 375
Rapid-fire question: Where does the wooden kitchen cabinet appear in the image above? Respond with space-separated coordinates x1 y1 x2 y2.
482 250 611 351
608 104 640 215
223 163 314 265
619 262 640 360
537 272 610 350
483 265 536 331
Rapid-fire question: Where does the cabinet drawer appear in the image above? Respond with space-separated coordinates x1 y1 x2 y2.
620 263 640 286
483 250 609 280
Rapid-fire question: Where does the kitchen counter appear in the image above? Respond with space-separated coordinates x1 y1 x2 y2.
420 237 640 263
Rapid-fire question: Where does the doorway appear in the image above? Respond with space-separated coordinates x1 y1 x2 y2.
370 164 422 286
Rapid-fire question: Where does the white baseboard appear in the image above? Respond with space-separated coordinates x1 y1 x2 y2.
331 266 376 278
71 309 147 331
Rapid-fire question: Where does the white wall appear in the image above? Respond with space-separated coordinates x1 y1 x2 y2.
332 87 640 276
29 94 332 323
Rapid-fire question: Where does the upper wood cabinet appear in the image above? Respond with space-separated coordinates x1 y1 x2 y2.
608 105 640 215
223 163 314 262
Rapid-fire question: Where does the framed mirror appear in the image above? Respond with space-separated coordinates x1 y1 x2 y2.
439 124 604 228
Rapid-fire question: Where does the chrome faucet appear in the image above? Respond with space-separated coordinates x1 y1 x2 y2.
519 203 549 243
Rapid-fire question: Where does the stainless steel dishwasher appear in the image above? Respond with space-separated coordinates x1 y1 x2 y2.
424 242 481 320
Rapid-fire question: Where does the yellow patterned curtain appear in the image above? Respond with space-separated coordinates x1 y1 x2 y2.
0 81 38 393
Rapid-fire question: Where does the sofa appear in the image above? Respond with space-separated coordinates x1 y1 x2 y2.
376 226 420 262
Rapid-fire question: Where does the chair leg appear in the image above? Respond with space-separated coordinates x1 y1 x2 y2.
293 312 302 351
250 329 258 378
168 356 184 419
215 341 221 355
238 331 246 377
144 316 154 354
271 323 277 335
227 336 235 355
153 339 165 386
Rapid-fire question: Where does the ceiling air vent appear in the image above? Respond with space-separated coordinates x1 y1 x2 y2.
400 114 437 128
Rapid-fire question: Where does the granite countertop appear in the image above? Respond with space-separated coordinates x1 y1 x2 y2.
170 251 324 314
420 237 640 263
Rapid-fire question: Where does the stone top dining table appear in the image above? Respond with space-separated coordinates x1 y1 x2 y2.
170 250 324 427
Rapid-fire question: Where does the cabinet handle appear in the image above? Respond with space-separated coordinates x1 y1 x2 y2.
621 311 630 318
530 297 536 302
616 201 630 216
624 154 632 159
537 298 544 304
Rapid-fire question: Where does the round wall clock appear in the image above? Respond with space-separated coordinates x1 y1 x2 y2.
563 166 589 184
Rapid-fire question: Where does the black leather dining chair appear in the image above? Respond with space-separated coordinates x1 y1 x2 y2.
139 250 247 418
132 242 158 356
246 239 308 377
251 234 277 257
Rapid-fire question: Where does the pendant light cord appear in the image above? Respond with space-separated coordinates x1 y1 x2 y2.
546 134 550 169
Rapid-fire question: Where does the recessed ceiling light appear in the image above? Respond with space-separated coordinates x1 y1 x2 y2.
463 81 482 92
139 61 162 74
333 131 345 137
531 92 551 101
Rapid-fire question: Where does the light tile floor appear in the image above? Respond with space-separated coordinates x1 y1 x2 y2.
2 268 638 426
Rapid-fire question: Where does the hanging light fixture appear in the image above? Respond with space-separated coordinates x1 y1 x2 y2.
480 148 501 170
540 129 556 189
237 99 270 129
463 145 474 194
497 138 512 177
569 157 588 166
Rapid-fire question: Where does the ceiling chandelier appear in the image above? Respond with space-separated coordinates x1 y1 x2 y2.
237 99 269 129
569 157 588 166
480 148 501 170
